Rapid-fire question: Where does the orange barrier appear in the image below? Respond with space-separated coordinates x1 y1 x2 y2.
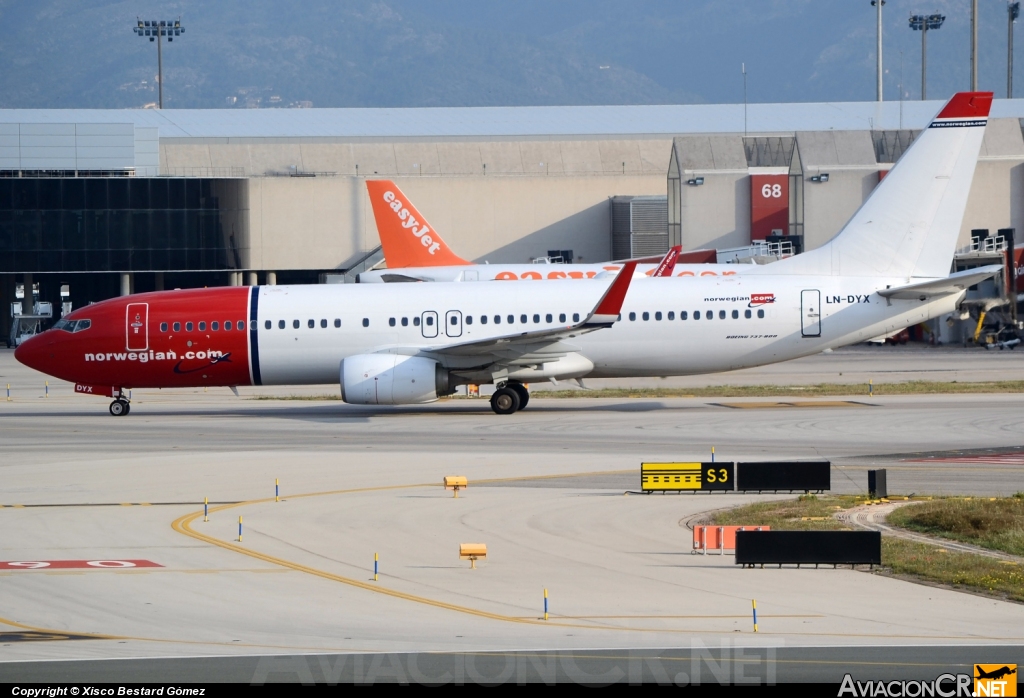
692 525 770 555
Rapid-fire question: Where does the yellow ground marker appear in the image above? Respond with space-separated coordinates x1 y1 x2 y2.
168 471 1024 640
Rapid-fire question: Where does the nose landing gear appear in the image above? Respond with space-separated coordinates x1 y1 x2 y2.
108 390 131 417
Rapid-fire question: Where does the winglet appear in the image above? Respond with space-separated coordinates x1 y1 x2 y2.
584 261 637 326
650 245 681 277
366 180 470 268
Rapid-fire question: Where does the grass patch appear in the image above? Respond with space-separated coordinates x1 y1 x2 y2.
882 538 1024 603
249 380 1024 401
887 497 1024 557
707 494 862 531
708 495 1024 602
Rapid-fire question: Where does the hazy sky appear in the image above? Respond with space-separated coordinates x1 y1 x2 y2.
0 1 1017 108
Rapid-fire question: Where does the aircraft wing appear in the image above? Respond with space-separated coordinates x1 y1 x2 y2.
382 262 636 363
877 265 1003 300
612 248 715 265
611 253 666 264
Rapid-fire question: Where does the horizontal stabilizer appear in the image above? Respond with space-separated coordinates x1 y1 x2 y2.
877 265 1003 300
379 273 428 283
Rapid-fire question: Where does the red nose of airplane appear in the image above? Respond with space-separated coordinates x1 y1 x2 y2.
13 331 54 374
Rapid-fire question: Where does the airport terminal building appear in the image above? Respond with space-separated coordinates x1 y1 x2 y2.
4 99 1024 342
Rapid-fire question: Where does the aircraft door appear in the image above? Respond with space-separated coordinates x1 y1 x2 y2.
126 303 149 351
801 290 821 337
421 311 438 338
445 310 463 338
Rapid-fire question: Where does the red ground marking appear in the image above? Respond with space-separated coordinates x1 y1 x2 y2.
0 560 162 569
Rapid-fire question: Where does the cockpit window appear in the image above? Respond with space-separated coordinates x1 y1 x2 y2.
53 318 91 332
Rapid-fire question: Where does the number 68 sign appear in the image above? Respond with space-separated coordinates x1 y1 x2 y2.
761 183 783 199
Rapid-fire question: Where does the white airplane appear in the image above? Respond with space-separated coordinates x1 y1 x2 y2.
15 93 1000 416
358 179 738 282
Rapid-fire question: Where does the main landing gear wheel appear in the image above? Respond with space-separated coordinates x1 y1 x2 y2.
109 399 130 417
508 383 529 410
490 387 521 415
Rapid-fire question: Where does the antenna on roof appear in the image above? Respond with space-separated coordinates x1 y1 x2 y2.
742 63 748 138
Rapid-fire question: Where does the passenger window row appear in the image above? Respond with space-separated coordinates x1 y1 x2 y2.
264 319 343 330
627 309 765 321
161 320 246 333
469 313 580 325
259 313 586 331
160 309 761 334
378 312 583 328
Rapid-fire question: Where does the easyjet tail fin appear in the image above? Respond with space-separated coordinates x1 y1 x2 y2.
366 180 470 268
769 92 993 278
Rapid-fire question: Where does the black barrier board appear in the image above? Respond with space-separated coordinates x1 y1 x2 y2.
868 469 887 498
701 462 734 491
736 461 830 492
735 530 881 566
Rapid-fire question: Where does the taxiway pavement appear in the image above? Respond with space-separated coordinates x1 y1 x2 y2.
1 347 1023 679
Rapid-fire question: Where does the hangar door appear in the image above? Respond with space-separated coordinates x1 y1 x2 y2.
801 290 821 337
750 174 789 241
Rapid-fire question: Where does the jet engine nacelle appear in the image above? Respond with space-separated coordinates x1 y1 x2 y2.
340 354 451 405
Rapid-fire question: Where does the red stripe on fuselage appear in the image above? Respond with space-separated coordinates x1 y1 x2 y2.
15 288 253 389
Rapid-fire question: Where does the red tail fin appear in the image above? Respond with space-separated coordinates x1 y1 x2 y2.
366 180 470 268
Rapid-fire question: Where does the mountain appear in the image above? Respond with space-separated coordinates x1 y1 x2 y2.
0 0 1015 109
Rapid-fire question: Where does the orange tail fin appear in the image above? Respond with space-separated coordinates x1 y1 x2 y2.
366 180 470 268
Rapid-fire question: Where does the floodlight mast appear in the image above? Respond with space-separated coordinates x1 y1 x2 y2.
971 0 979 91
1010 2 1021 98
872 0 885 101
132 18 184 108
909 14 945 100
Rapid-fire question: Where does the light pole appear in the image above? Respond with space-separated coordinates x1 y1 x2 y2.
909 14 945 100
742 62 747 138
133 18 184 108
872 0 885 101
1010 2 1021 98
971 0 979 91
